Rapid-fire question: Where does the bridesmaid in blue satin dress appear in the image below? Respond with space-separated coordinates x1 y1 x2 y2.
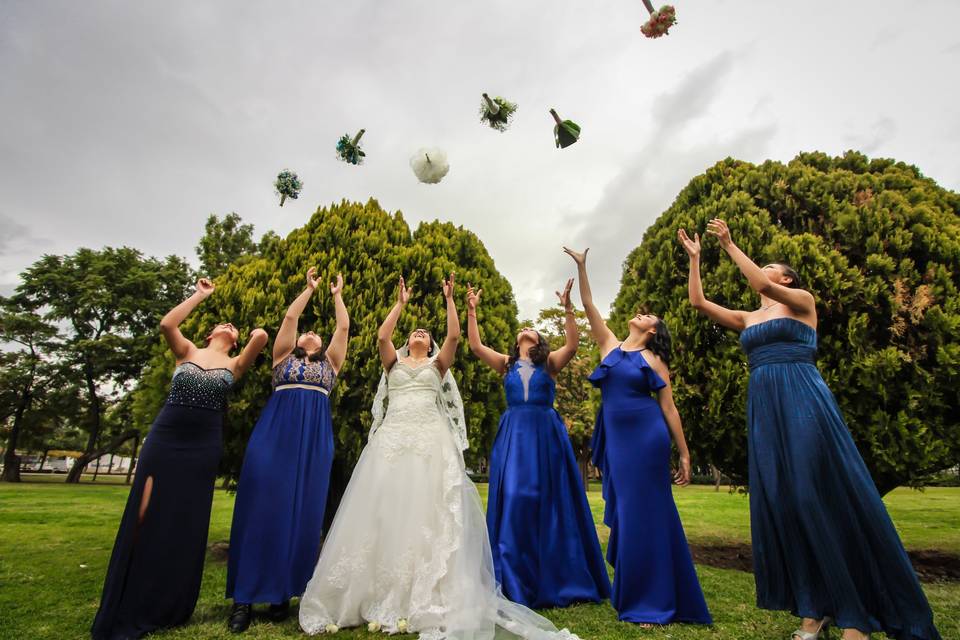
226 268 350 633
93 278 268 640
466 280 610 608
679 221 940 640
563 248 711 626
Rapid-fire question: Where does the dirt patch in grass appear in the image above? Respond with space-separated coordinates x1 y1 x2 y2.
690 544 960 583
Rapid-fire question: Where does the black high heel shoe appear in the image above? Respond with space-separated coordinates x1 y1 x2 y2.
267 600 290 622
228 603 252 633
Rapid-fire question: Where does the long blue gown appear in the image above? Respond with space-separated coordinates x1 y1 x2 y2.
226 354 336 605
743 318 940 639
588 346 711 625
486 359 611 608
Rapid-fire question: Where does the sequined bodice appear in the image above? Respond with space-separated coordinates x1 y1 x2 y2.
504 360 555 408
272 353 337 391
167 362 234 410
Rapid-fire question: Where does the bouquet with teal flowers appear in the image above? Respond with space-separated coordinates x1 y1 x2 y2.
274 169 302 206
479 93 518 132
550 109 581 149
640 1 677 38
336 129 366 165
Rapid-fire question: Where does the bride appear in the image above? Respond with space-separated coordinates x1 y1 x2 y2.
299 274 579 640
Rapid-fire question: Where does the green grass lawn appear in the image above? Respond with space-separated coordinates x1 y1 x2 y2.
1 480 958 639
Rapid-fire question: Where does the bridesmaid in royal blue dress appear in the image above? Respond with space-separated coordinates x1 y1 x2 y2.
93 278 268 640
226 268 350 633
679 221 941 640
466 280 610 609
564 247 711 627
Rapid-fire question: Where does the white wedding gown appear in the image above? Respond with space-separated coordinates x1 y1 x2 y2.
299 360 580 640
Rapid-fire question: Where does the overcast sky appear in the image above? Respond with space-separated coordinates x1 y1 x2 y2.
2 1 959 320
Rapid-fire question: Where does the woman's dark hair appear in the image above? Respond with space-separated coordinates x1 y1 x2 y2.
293 341 328 362
647 319 672 366
774 263 802 289
508 331 550 368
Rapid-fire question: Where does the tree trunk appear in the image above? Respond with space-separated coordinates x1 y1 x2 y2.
1 380 33 483
125 435 139 485
68 430 139 484
66 361 102 483
39 448 49 472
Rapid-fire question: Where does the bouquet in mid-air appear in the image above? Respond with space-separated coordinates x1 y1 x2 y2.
640 1 677 38
336 129 366 165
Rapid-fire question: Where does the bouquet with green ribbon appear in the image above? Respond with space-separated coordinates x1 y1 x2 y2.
479 93 518 132
550 109 581 149
336 129 366 165
274 169 302 206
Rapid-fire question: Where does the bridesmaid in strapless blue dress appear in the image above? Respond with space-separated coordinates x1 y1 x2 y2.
680 221 941 640
93 278 268 640
466 280 610 608
226 269 349 632
562 250 711 625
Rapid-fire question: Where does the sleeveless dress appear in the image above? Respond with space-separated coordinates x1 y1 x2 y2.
226 353 337 605
298 360 580 640
92 362 232 640
743 318 941 639
487 359 610 608
588 347 711 625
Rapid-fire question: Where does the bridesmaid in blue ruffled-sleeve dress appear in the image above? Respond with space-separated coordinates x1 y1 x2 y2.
225 268 350 633
679 221 940 640
564 247 711 627
466 279 610 609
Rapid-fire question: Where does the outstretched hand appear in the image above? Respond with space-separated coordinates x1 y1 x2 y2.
397 276 412 306
305 267 320 291
443 272 456 301
196 278 215 297
556 278 574 309
563 246 589 265
677 228 702 259
706 219 733 249
466 283 482 310
330 272 344 296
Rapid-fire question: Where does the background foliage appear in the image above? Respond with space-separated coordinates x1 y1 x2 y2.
610 151 960 494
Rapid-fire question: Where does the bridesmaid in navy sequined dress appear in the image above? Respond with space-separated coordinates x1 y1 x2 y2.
679 221 940 640
92 278 268 640
226 269 349 632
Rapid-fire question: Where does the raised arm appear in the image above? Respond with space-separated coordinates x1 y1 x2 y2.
562 247 618 356
232 328 269 379
435 273 461 376
378 277 410 371
677 228 748 331
650 359 691 486
273 267 320 366
466 284 509 375
706 219 816 316
547 278 578 375
160 278 214 361
324 273 350 374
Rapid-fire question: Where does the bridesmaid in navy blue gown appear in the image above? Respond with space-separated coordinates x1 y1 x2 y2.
679 221 941 640
226 268 349 633
564 247 711 627
93 278 268 640
466 280 610 608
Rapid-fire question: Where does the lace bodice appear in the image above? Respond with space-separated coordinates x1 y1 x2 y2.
167 362 234 410
381 361 445 429
272 353 336 391
504 360 555 408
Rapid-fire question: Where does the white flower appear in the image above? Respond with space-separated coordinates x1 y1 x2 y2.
409 148 450 184
368 621 381 632
397 618 408 633
324 623 339 633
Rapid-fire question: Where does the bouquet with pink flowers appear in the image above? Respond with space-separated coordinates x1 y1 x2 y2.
640 1 677 38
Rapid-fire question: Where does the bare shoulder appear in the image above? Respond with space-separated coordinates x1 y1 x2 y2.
646 352 671 382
